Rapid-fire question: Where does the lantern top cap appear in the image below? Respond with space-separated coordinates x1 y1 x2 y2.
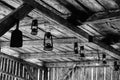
45 32 52 38
32 19 38 26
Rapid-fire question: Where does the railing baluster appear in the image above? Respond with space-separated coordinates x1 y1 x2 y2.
3 74 6 80
15 61 18 75
0 57 3 70
0 73 2 80
22 66 25 78
4 58 7 72
28 74 30 80
20 63 23 77
2 58 5 71
6 59 9 72
17 62 21 76
24 68 27 79
6 74 9 80
9 60 11 73
12 61 16 75
10 61 13 74
8 75 10 80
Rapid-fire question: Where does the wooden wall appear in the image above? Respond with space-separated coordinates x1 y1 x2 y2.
48 66 120 80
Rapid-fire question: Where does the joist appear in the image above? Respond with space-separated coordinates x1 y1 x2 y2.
45 59 115 68
22 0 120 59
19 51 107 59
0 37 79 47
0 3 33 37
86 9 120 24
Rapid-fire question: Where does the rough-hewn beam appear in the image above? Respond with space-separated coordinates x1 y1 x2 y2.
45 59 115 68
22 0 120 59
0 3 33 37
86 10 120 24
0 37 79 47
19 51 108 59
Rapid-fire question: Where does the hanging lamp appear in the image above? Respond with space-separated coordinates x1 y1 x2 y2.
31 19 38 35
10 20 23 47
44 32 53 51
74 42 78 54
80 46 85 57
88 35 93 42
102 54 107 64
114 61 119 71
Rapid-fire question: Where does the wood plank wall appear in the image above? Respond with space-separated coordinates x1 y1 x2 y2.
48 67 120 80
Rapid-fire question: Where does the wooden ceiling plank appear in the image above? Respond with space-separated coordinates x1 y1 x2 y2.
22 0 120 59
0 3 33 37
86 9 120 24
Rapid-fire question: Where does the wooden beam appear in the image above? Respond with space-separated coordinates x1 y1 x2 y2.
0 3 33 37
0 37 79 47
45 59 115 68
19 51 109 59
86 9 120 24
22 0 120 59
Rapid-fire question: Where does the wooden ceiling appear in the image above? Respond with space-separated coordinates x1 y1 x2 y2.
0 0 120 66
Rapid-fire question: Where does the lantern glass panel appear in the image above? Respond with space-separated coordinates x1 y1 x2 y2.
74 42 78 54
44 32 53 51
31 19 38 35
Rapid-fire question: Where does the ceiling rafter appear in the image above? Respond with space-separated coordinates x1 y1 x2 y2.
45 59 116 68
0 3 33 37
22 0 120 59
0 0 32 19
19 51 109 59
86 9 120 23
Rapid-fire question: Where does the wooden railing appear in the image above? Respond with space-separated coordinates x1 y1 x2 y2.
48 65 120 80
0 52 44 80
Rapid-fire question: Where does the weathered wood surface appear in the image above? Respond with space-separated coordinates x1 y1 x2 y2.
48 67 120 80
0 52 43 80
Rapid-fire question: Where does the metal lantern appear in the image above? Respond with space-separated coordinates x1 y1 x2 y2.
10 20 23 47
102 54 107 64
80 46 85 57
88 35 93 42
31 19 38 35
44 32 53 51
74 42 78 54
114 61 119 71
